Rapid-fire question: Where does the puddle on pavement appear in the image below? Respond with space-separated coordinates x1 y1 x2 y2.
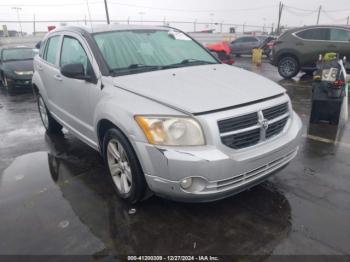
0 132 292 255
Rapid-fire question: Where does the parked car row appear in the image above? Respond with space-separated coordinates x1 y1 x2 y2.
0 46 36 93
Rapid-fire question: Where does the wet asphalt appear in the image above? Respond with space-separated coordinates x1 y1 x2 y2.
0 57 350 257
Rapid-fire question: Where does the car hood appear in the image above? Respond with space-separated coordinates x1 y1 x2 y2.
112 64 285 114
2 60 34 72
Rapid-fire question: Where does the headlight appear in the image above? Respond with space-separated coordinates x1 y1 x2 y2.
14 70 33 75
135 116 205 146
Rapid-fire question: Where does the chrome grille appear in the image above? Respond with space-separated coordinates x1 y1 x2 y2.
218 113 258 133
262 103 288 120
266 117 289 139
221 128 260 149
219 102 290 150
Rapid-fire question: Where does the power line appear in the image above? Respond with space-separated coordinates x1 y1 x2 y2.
0 1 102 6
89 1 278 13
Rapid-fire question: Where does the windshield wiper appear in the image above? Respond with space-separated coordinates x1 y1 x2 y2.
161 59 217 69
127 63 160 69
110 64 161 75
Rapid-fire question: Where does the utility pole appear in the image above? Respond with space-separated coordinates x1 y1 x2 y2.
316 5 322 24
12 7 23 36
347 16 349 25
104 0 110 24
276 2 284 35
33 14 36 36
193 19 197 32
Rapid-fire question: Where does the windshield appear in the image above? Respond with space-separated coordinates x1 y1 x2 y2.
93 29 218 75
2 48 36 61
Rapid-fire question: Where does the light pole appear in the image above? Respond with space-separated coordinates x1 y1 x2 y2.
262 18 266 34
210 13 214 30
104 0 110 24
12 7 23 36
138 12 145 24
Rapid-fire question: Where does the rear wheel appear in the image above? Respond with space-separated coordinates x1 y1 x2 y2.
103 128 146 203
278 56 300 79
37 94 62 133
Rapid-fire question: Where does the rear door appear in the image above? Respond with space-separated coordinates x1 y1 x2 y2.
230 37 245 54
240 37 259 54
57 33 99 145
37 34 63 116
294 28 332 67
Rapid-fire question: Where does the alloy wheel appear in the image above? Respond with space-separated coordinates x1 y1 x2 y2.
106 139 132 194
280 59 296 77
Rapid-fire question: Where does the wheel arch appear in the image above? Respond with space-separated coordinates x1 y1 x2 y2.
277 52 300 66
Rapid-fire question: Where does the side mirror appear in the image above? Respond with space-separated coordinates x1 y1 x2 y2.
35 41 41 49
61 63 92 81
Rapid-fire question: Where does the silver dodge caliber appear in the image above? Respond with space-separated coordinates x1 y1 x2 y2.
32 25 302 203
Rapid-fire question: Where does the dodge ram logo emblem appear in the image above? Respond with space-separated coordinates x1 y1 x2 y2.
260 119 269 130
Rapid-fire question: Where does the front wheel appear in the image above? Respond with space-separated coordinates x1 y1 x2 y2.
37 94 62 133
1 74 13 93
278 56 300 79
103 128 146 203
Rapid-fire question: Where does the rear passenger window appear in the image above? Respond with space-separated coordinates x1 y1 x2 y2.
44 35 61 65
244 37 258 42
296 28 330 41
330 29 350 42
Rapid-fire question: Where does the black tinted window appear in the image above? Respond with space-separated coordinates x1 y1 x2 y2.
244 37 258 42
330 28 350 42
296 28 330 40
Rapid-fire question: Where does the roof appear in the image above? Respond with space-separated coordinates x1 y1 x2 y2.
53 24 169 34
285 24 350 33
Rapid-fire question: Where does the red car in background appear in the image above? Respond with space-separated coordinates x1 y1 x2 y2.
206 41 234 65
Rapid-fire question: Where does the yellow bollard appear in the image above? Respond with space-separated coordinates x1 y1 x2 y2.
252 48 263 66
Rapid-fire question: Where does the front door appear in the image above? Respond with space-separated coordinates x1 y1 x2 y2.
56 33 99 146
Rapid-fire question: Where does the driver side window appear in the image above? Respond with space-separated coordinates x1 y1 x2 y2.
60 36 90 75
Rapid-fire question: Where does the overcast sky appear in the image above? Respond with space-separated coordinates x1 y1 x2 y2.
0 0 349 34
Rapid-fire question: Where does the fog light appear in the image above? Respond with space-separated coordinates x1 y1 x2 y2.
180 177 193 189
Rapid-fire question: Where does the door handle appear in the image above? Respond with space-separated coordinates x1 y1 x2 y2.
327 45 336 48
37 65 43 71
54 74 62 81
296 42 304 46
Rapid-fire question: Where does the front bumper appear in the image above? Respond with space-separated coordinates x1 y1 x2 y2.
5 76 32 89
133 111 302 202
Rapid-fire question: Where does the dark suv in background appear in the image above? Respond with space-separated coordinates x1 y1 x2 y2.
271 25 350 79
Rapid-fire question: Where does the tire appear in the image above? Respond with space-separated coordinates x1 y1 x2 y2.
37 94 62 133
1 74 13 93
103 128 146 203
0 72 4 88
278 56 300 79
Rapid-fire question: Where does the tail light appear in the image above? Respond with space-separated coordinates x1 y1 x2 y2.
333 80 345 88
